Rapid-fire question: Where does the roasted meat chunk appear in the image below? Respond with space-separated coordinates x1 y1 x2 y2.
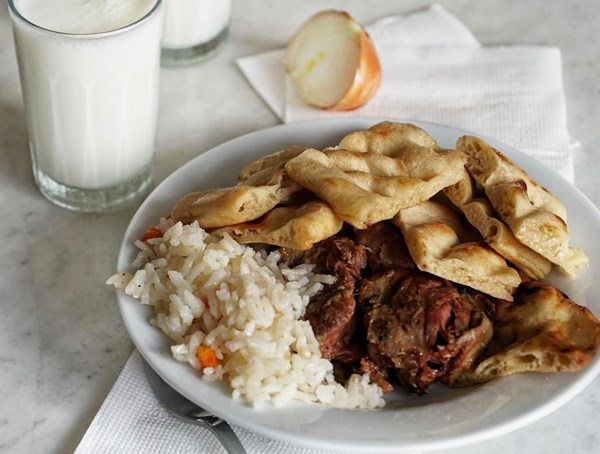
285 223 494 394
361 271 493 394
304 273 357 360
357 269 407 309
354 222 416 272
281 236 367 360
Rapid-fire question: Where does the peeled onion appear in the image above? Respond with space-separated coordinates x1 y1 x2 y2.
284 10 381 111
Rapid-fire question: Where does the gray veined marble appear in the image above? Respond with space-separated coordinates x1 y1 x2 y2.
0 1 599 453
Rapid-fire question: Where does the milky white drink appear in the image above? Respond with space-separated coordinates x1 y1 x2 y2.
8 0 163 210
161 0 231 64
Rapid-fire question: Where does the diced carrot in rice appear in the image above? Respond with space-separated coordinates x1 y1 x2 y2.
142 225 163 241
196 346 220 369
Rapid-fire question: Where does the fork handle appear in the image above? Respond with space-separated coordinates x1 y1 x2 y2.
194 416 247 454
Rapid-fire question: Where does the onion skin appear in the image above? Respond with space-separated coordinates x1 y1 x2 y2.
285 10 382 111
328 26 381 111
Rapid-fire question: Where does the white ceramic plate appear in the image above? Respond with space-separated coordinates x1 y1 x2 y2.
116 118 600 453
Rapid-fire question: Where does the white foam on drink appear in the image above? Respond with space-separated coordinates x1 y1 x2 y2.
15 0 157 34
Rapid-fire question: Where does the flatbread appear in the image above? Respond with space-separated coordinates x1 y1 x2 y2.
451 281 600 386
284 146 467 229
336 121 440 155
444 168 552 279
171 146 310 228
237 161 303 204
237 144 309 182
458 135 588 276
237 144 307 204
393 200 522 300
213 201 344 250
284 148 406 229
171 185 281 228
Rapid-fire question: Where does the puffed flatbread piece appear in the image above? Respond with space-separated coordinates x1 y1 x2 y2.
171 185 281 228
450 281 600 386
444 168 552 279
236 144 308 205
237 144 309 182
172 146 311 228
325 148 467 202
393 200 522 300
284 146 467 229
284 148 406 229
213 201 344 250
458 135 588 276
237 161 303 204
336 121 440 155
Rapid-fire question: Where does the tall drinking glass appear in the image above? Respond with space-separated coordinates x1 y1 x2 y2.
161 0 232 66
8 0 164 212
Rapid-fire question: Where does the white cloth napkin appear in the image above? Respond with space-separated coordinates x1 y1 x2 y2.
237 3 575 181
77 6 577 454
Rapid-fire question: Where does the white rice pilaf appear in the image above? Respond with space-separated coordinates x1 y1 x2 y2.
108 220 384 409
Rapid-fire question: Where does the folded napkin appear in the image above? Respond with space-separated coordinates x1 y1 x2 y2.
75 350 338 454
237 3 575 182
77 6 576 454
237 4 480 121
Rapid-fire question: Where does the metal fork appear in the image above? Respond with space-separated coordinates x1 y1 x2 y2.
143 358 247 454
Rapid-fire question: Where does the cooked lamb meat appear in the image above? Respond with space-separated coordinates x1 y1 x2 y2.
304 272 357 360
280 236 366 277
356 269 408 309
282 223 493 394
362 271 493 394
358 346 394 392
281 236 367 360
354 222 416 272
312 236 367 279
435 288 495 385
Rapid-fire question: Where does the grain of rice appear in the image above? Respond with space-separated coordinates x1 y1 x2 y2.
109 220 384 409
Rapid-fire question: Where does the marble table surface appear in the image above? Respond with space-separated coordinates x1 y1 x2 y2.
1 0 599 453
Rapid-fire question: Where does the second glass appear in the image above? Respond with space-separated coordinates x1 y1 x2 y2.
161 0 232 66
